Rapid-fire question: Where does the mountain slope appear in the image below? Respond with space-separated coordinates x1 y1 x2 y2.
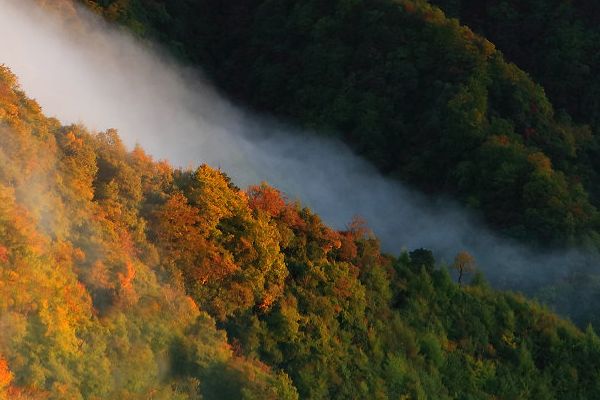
430 0 600 135
3 64 600 398
0 65 297 400
428 0 600 205
79 0 600 248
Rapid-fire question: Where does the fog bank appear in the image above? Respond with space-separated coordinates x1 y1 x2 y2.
0 0 594 286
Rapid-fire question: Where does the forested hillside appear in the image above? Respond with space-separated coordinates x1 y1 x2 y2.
428 0 600 206
80 0 600 248
3 61 600 399
7 0 600 398
0 65 298 399
430 0 600 138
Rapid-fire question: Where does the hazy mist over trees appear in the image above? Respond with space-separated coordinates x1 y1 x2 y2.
3 0 600 398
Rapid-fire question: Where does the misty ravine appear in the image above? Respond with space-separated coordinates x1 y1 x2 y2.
0 0 597 294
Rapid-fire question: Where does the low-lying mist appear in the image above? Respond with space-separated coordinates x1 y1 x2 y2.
0 0 595 288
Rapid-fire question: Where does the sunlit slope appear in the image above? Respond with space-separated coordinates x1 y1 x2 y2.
0 66 297 400
2 66 600 398
80 0 600 248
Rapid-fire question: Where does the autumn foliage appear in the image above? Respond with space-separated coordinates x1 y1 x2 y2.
0 66 297 399
3 57 600 399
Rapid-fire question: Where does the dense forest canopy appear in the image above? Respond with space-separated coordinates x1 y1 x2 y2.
79 0 600 249
5 0 600 398
0 65 298 400
427 0 600 207
430 0 600 133
2 60 600 398
73 0 600 334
